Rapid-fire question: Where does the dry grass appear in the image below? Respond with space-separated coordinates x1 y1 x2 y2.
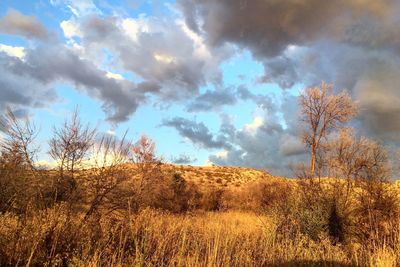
0 208 367 266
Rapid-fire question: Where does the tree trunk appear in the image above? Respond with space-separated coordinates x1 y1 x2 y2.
310 144 316 177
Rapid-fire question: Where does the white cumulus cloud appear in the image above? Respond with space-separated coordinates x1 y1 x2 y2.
0 44 25 59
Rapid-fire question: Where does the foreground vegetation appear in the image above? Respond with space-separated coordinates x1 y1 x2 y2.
1 204 400 266
1 82 400 266
1 164 399 266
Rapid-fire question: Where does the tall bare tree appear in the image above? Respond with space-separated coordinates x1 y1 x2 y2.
299 81 357 177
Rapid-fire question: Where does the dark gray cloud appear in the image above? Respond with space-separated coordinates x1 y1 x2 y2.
258 56 299 89
178 0 200 33
236 85 276 111
171 154 197 164
0 9 48 39
0 52 57 114
179 0 398 56
279 133 305 157
186 88 237 112
162 117 231 149
353 62 400 142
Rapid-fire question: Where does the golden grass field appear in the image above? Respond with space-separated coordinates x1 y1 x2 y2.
1 163 400 266
1 207 398 266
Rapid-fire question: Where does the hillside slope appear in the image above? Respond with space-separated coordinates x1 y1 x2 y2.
154 164 276 189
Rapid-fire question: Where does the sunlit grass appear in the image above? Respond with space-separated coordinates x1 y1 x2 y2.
3 206 399 266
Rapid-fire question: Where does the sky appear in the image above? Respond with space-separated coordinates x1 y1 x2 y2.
0 0 399 176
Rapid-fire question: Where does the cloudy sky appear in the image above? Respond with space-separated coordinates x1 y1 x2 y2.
0 0 399 175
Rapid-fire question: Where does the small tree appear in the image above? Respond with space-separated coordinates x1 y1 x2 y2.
299 81 357 177
131 135 165 208
82 133 132 222
48 109 96 202
349 139 397 244
0 108 38 170
169 173 189 212
316 128 397 244
0 108 40 212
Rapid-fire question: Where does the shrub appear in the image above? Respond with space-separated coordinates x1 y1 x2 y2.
168 173 189 213
202 188 224 211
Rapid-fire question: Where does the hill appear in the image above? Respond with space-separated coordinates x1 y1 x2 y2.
38 163 280 192
160 164 275 189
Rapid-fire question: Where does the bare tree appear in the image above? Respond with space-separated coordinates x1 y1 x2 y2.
322 128 391 188
346 138 396 244
48 108 96 202
299 81 357 177
0 108 40 212
82 132 132 221
316 127 396 243
0 108 39 171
